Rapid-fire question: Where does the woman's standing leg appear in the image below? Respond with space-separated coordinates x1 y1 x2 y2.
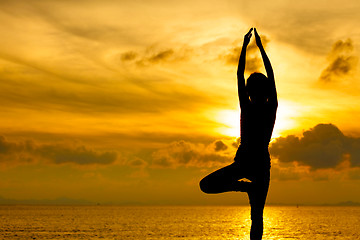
247 170 270 240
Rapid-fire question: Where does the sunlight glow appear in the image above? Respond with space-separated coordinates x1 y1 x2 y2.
215 109 240 137
215 100 300 138
272 101 300 138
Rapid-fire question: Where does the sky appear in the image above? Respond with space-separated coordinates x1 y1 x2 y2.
0 0 360 205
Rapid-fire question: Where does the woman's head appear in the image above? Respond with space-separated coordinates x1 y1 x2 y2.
246 72 270 103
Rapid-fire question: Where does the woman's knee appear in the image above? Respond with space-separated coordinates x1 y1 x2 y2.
199 177 211 193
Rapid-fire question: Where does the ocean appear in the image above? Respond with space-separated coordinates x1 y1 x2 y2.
0 205 359 239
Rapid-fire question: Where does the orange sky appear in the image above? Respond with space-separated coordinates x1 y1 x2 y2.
0 0 360 205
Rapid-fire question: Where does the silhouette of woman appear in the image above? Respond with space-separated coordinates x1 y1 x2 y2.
200 28 277 240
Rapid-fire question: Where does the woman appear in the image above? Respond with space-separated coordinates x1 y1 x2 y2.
199 28 277 240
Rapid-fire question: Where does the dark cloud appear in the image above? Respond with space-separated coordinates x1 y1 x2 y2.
36 145 116 165
128 157 148 168
245 57 263 74
247 36 270 53
220 36 269 73
0 136 117 166
214 140 228 151
221 46 241 65
148 49 174 63
332 39 354 54
121 51 138 61
151 140 234 168
0 136 34 155
120 47 190 66
270 123 360 169
319 39 358 82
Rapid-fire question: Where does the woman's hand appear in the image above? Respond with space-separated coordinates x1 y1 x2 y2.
243 28 253 47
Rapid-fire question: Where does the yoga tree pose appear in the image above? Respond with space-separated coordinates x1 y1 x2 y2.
200 28 277 240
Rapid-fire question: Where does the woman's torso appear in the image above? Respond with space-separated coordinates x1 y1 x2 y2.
235 101 277 168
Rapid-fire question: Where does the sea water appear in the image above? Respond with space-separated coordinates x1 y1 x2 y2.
0 205 359 239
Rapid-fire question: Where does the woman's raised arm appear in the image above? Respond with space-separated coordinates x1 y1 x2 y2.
237 28 253 107
254 28 277 106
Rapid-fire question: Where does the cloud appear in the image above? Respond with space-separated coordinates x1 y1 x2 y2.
270 123 360 169
120 46 192 67
151 139 234 168
148 49 174 63
220 46 240 66
219 36 269 73
148 133 360 181
36 145 117 165
0 136 117 166
319 39 358 82
127 157 148 168
0 66 217 117
0 1 229 120
214 140 228 151
0 136 34 154
233 0 360 55
121 51 138 61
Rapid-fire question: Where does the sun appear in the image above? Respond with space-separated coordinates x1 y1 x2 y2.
214 101 299 139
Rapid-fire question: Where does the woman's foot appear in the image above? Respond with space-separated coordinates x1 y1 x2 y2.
235 180 252 192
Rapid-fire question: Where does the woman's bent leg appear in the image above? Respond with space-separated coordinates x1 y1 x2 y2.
199 162 249 194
